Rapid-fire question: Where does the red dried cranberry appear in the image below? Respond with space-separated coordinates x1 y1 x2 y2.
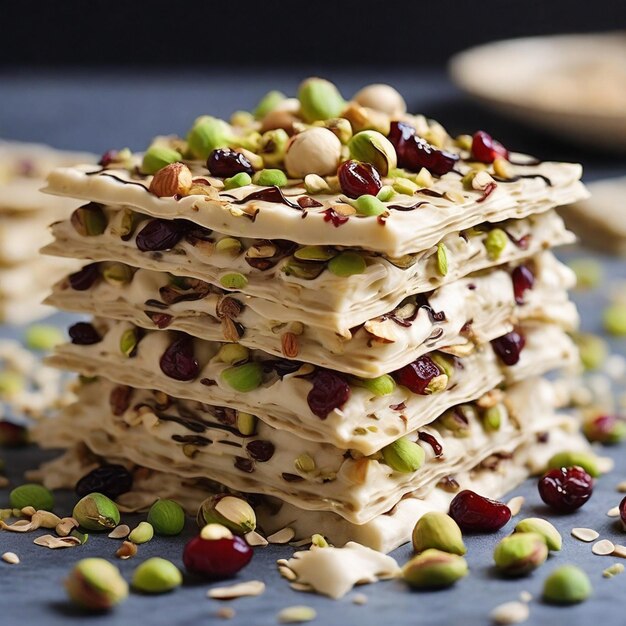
538 466 593 512
393 355 440 394
159 334 199 381
511 265 535 304
388 121 458 176
337 160 382 199
98 149 117 167
491 330 525 365
75 464 133 499
322 207 350 227
68 322 101 345
246 440 275 462
307 370 351 419
471 131 509 163
0 421 29 447
449 489 512 532
183 530 252 579
207 148 255 178
418 431 443 457
583 414 626 444
135 219 188 252
69 263 100 291
620 496 626 529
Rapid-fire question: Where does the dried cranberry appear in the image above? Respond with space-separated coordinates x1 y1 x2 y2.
471 131 509 163
0 421 29 447
159 334 199 381
337 160 382 198
246 440 275 462
69 263 100 290
449 489 511 532
307 370 351 419
207 148 255 178
234 456 254 473
538 466 593 512
110 385 133 416
393 355 440 394
135 219 188 252
98 149 117 167
68 322 101 345
183 530 252 579
491 330 525 366
511 265 535 304
583 414 626 444
388 121 458 176
75 464 133 499
620 496 626 529
418 431 443 457
322 207 350 227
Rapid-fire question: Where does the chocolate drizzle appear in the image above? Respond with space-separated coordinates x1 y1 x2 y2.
493 173 552 187
172 434 212 446
100 173 151 191
418 431 443 457
387 201 428 211
224 186 302 209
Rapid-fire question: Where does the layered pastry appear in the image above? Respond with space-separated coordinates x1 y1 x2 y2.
34 78 591 551
0 141 94 322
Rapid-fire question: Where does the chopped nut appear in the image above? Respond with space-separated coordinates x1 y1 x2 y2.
571 528 599 543
618 481 626 493
490 601 530 625
607 506 620 517
613 545 626 558
352 593 368 605
592 539 615 556
108 524 131 539
116 540 138 559
277 606 317 624
506 496 525 517
33 534 81 549
216 607 236 620
267 527 295 544
244 531 268 547
2 552 20 564
149 162 192 197
603 563 625 578
207 580 265 600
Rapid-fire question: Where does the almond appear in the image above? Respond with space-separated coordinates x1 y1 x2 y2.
149 162 192 197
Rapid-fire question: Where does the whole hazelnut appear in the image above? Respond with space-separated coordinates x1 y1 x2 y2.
353 84 407 117
284 127 342 178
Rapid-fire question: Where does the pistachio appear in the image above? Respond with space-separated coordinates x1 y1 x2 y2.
482 403 506 432
196 495 256 535
353 374 396 397
455 134 474 151
303 173 330 194
440 406 474 437
33 510 62 529
128 521 154 545
352 84 406 117
116 540 138 560
430 353 455 380
254 90 286 120
573 332 608 370
392 177 418 196
294 245 337 262
215 237 243 255
56 517 80 537
546 451 600 477
542 565 592 604
402 549 468 589
119 328 139 358
145 500 184 537
224 172 252 190
568 258 603 289
414 167 434 188
485 228 508 260
328 251 367 277
65 558 128 611
282 259 326 280
187 116 232 160
425 374 449 394
257 129 289 167
73 493 120 531
311 534 329 548
141 146 182 175
603 302 626 336
102 262 133 286
436 243 448 276
131 557 182 594
115 208 142 241
230 110 254 127
219 272 248 290
294 453 316 473
284 127 342 178
342 102 391 135
236 412 257 436
278 606 317 624
71 203 107 236
493 157 512 179
221 362 263 392
0 372 25 398
313 118 353 144
298 78 345 122
377 185 395 202
9 484 54 512
215 343 249 365
493 533 548 576
24 324 63 351
149 162 193 197
2 552 19 565
412 512 467 556
382 437 425 473
514 518 562 551
348 131 397 176
253 168 288 187
351 194 387 217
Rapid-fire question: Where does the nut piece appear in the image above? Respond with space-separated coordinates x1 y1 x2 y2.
9 484 54 512
116 541 138 559
65 558 129 611
277 605 317 624
352 84 407 117
298 77 345 122
490 601 530 625
493 533 548 576
149 162 193 197
514 518 562 551
147 499 185 536
141 145 182 175
382 437 425 473
570 527 599 543
2 552 19 564
73 493 120 531
546 450 600 477
402 549 468 589
284 127 342 178
353 374 396 397
412 512 466 556
542 565 592 604
128 521 154 545
348 130 397 176
131 557 182 594
196 495 256 535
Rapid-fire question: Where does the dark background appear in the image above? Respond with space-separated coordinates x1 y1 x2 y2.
2 0 625 68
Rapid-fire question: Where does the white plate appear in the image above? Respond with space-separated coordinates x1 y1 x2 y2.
449 32 626 151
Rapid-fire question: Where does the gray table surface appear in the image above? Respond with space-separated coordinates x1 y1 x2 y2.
1 69 626 626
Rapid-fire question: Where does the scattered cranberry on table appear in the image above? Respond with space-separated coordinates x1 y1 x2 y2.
448 489 512 532
538 466 594 513
337 159 382 199
471 131 509 163
620 496 626 530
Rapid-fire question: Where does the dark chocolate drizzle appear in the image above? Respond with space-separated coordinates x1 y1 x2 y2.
223 186 302 209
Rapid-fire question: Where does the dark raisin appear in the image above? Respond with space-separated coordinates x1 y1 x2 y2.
68 322 101 345
75 464 133 499
207 148 254 177
306 369 351 419
69 263 100 290
159 334 199 381
246 440 275 462
135 219 189 252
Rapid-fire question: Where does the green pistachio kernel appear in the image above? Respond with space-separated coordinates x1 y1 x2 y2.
196 495 256 534
493 532 548 576
568 258 603 289
298 78 345 122
461 170 479 190
71 204 107 237
119 328 139 358
65 558 128 610
73 493 120 531
603 302 626 336
430 353 454 379
456 134 473 151
382 437 425 473
313 118 353 144
425 374 448 394
252 168 288 187
253 90 286 120
485 228 508 260
412 512 466 556
0 371 25 397
414 167 434 188
303 173 331 194
436 243 448 276
141 146 182 175
311 533 329 548
282 260 326 280
546 451 600 477
147 499 185 536
392 177 419 195
132 557 182 594
353 374 396 397
24 324 63 351
221 362 263 392
9 484 54 511
294 246 337 262
224 172 252 190
236 412 257 436
258 129 290 167
328 251 367 277
294 453 316 473
573 332 608 370
402 549 468 589
215 237 243 255
376 185 396 202
440 405 474 437
348 130 397 176
102 262 134 287
128 521 154 544
230 110 255 127
482 403 506 432
514 518 562 551
352 194 387 217
215 343 249 365
543 565 592 604
219 272 248 290
187 116 232 160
